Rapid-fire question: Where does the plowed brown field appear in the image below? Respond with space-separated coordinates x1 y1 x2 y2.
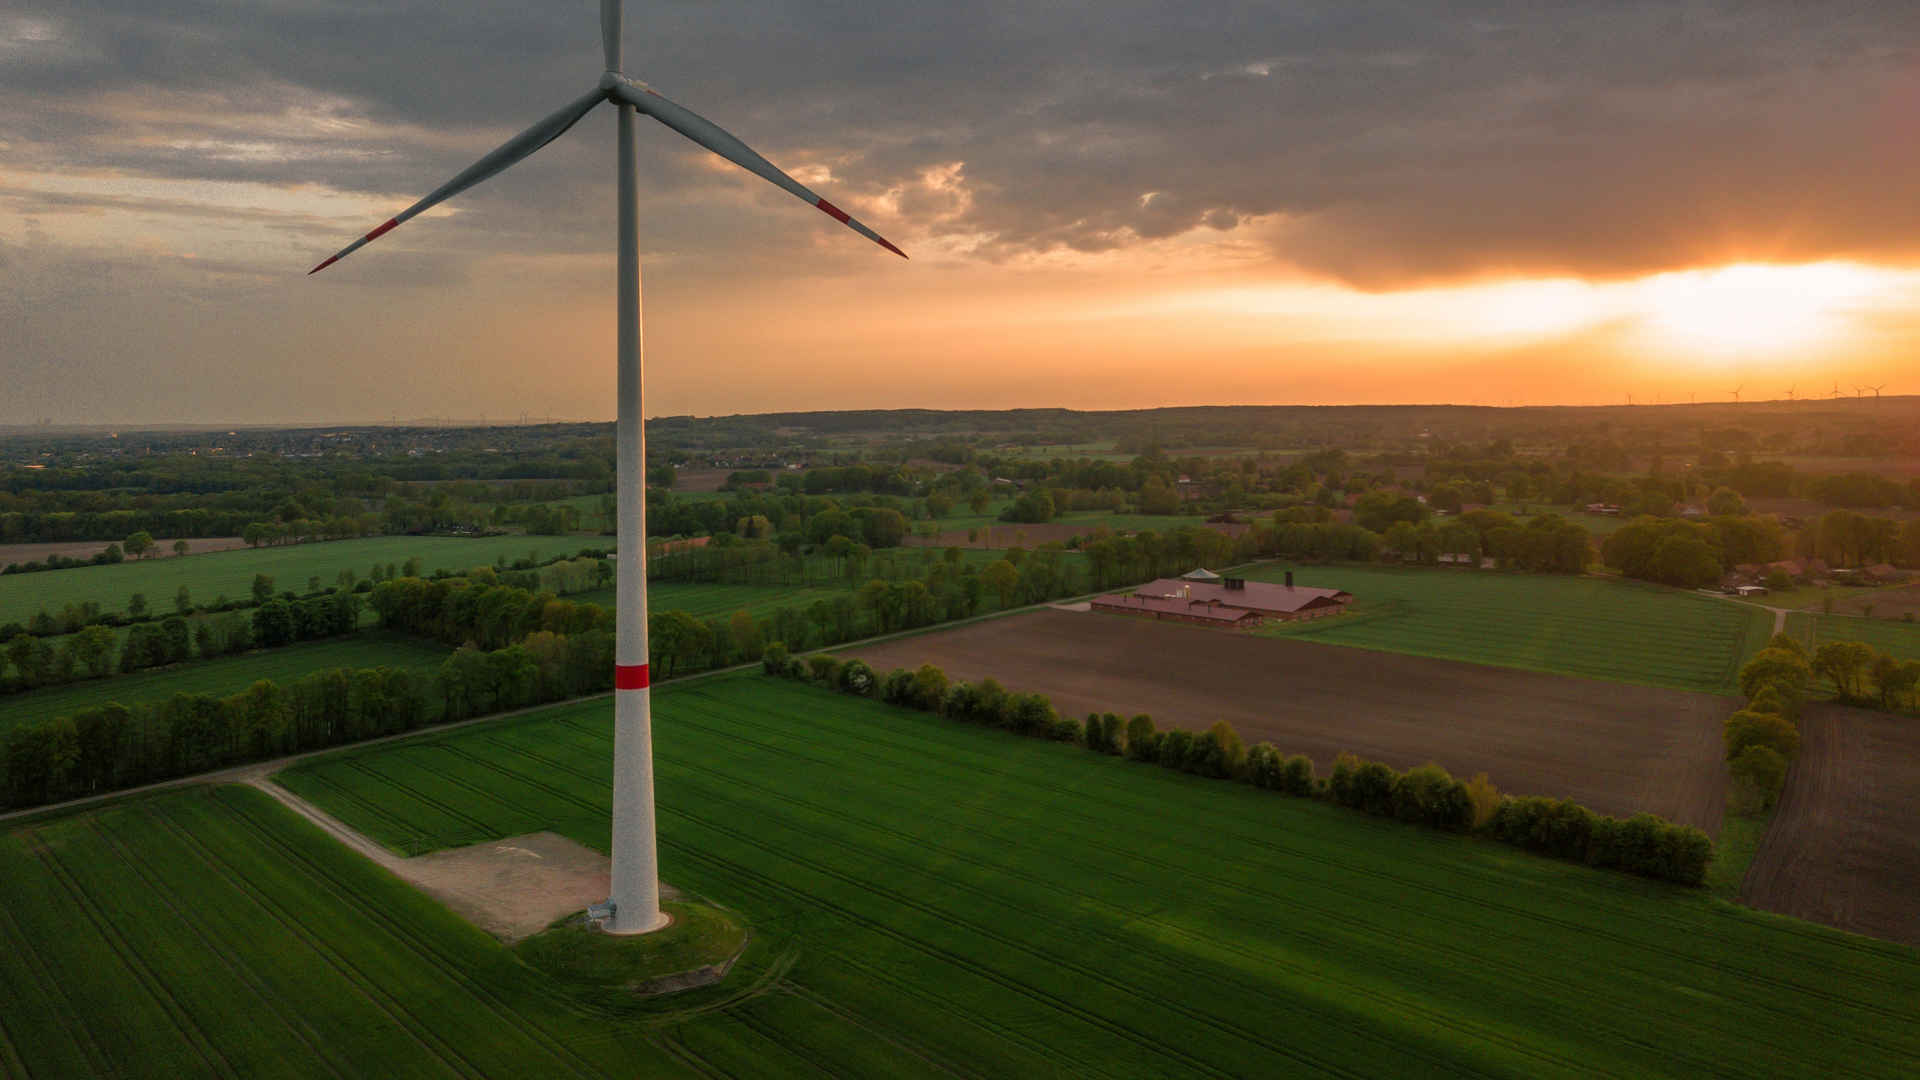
848 609 1733 832
1741 704 1920 947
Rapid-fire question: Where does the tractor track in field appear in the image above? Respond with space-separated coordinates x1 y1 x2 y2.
143 796 488 1080
663 688 1920 1030
0 884 112 1077
87 817 353 1080
654 717 1709 1078
24 830 237 1080
211 789 603 1079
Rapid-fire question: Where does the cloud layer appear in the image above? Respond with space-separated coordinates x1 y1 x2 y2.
4 2 1919 422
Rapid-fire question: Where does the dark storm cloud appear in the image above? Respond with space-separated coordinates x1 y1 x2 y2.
5 1 1920 285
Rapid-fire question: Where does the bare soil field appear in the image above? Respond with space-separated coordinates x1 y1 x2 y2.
0 536 248 566
847 609 1732 832
1740 704 1920 947
670 467 734 492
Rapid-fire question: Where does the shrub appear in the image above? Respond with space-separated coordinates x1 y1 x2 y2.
1745 684 1790 718
909 664 950 711
1048 717 1082 742
837 659 876 696
1100 713 1124 756
761 641 793 677
1723 709 1799 761
1189 721 1245 779
1125 715 1159 761
1738 648 1811 701
1158 730 1194 770
1084 713 1107 752
1328 752 1361 806
880 667 916 706
1391 763 1472 830
1278 755 1315 796
1005 692 1055 736
1464 772 1500 829
1729 745 1788 814
806 654 843 685
1246 743 1283 789
974 679 1010 727
940 681 981 722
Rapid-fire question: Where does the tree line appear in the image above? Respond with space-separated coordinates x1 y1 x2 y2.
0 629 616 812
760 646 1713 886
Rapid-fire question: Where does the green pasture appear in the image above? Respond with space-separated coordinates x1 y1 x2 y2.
1248 564 1774 694
1785 611 1920 662
4 678 1914 1077
0 633 453 732
0 535 589 626
250 677 1920 1078
0 785 699 1078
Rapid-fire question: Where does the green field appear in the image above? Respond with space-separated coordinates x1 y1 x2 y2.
1246 564 1774 694
0 633 452 732
255 677 1920 1077
0 535 590 626
0 785 699 1077
1786 611 1920 661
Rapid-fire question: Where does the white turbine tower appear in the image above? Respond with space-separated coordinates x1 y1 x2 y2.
309 1 905 934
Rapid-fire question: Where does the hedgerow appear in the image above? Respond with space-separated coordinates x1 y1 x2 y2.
763 643 1713 885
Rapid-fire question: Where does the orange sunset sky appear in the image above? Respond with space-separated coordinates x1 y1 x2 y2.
4 3 1919 424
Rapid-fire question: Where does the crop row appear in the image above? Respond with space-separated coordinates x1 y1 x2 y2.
278 677 1920 1078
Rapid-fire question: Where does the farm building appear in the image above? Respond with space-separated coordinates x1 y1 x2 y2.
1092 571 1353 628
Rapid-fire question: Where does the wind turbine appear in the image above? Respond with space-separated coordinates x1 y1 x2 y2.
1729 384 1743 404
1869 384 1886 400
1785 385 1796 403
308 1 905 935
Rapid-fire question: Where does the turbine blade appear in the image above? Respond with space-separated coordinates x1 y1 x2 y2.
601 0 621 72
309 88 606 274
607 76 906 258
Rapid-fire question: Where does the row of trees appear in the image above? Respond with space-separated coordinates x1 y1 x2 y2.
760 649 1713 885
0 628 619 811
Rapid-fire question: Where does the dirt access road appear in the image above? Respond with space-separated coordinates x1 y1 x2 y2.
0 537 249 566
848 608 1734 832
1741 703 1920 948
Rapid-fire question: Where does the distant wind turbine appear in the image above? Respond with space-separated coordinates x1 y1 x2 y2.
307 0 905 935
1730 385 1743 404
1869 384 1886 400
1785 385 1796 402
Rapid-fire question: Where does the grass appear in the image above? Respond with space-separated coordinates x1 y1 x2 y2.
0 632 452 732
1247 563 1775 694
256 676 1920 1078
0 785 705 1077
1787 611 1920 661
0 535 591 627
513 900 746 999
1707 811 1771 900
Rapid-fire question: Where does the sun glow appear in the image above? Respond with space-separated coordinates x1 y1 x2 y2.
1629 262 1886 355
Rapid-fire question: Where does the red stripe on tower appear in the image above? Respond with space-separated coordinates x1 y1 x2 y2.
614 663 650 690
815 197 851 224
365 218 400 242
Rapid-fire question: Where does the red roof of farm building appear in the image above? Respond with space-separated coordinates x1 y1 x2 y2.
1097 577 1351 618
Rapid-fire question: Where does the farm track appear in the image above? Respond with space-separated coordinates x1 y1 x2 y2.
847 609 1733 831
1742 703 1920 948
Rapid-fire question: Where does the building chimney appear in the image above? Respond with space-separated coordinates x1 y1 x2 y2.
1285 571 1294 589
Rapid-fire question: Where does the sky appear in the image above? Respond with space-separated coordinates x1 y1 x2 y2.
3 1 1920 426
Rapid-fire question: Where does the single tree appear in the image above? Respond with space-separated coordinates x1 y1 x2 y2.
123 531 154 559
172 538 191 557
